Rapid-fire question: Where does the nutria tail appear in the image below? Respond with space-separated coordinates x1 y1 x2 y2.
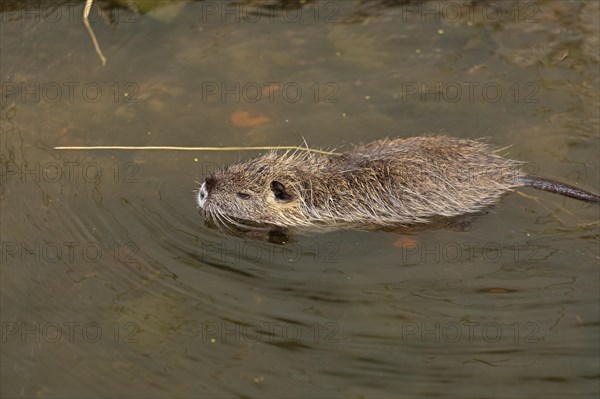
517 176 600 203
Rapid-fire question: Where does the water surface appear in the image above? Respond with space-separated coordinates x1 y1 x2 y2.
1 1 599 398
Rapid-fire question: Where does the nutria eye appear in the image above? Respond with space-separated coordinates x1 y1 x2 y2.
237 192 251 200
205 176 217 191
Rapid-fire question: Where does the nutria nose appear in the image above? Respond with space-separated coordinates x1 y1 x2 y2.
197 182 208 208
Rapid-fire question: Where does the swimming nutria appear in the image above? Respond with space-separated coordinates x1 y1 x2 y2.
196 136 599 229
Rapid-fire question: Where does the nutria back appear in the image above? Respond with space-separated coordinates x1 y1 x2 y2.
198 136 525 228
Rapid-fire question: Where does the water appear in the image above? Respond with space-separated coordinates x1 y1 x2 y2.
1 1 599 397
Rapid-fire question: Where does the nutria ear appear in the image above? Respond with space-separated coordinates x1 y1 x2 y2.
271 181 293 202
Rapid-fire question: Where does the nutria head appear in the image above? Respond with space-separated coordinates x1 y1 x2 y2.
197 152 309 228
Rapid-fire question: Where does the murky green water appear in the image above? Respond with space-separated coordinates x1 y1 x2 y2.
1 1 599 398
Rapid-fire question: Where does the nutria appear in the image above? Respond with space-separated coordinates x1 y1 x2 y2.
196 136 599 229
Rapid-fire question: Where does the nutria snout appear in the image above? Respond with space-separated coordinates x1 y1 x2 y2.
197 136 599 229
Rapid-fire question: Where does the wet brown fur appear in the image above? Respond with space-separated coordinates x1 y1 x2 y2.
199 136 528 229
